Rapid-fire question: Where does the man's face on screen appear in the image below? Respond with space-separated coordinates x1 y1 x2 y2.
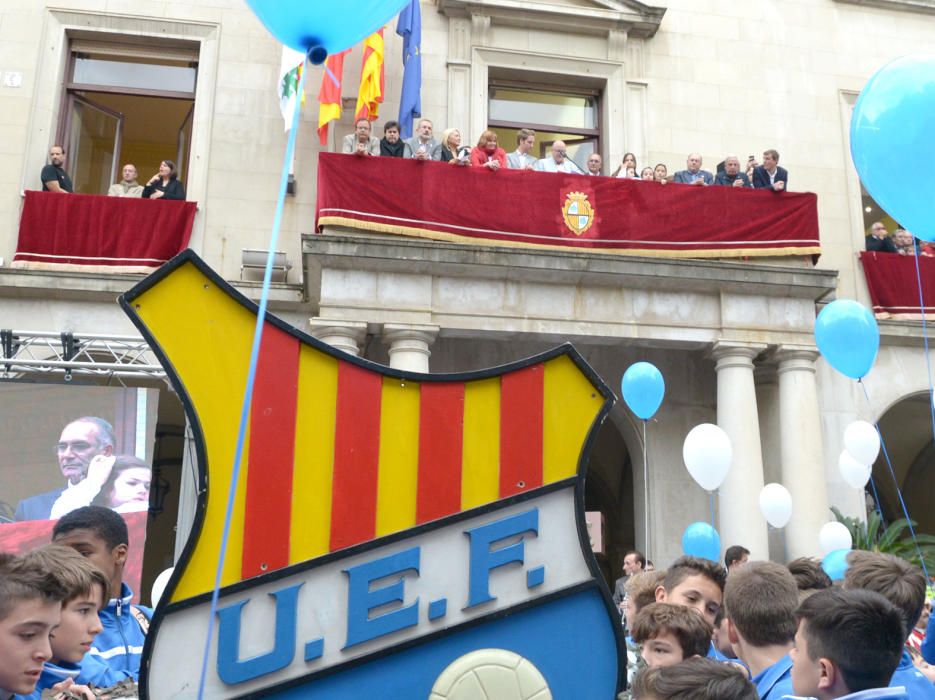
56 421 111 484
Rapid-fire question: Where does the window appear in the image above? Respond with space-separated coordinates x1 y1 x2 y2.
488 83 601 172
58 39 198 195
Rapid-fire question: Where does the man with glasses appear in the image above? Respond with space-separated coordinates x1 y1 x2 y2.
14 417 115 521
534 140 578 173
865 221 898 253
586 153 603 176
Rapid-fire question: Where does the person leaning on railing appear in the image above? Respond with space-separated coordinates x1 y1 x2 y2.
142 160 186 201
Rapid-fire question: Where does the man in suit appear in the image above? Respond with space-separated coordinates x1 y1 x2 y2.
403 118 442 160
613 550 647 609
586 153 603 176
752 149 788 192
714 155 752 188
506 128 538 170
341 118 380 157
534 141 579 174
673 153 714 186
14 417 115 521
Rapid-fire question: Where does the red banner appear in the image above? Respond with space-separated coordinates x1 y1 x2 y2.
0 511 148 603
315 153 821 258
860 251 935 319
13 191 196 273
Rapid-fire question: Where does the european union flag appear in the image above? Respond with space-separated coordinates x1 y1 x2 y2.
396 0 422 139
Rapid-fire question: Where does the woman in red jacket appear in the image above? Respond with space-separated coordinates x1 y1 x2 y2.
470 130 507 170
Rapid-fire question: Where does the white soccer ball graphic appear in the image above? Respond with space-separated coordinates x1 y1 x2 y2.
429 648 552 700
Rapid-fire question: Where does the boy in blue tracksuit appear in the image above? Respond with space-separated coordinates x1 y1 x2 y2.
52 505 152 680
16 544 129 699
843 551 935 699
786 588 909 700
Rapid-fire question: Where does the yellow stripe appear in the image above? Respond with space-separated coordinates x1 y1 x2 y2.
543 355 605 484
461 378 501 509
318 103 342 130
132 262 252 601
289 347 338 563
375 377 420 535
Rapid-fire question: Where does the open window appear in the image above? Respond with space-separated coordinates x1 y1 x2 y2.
58 38 198 194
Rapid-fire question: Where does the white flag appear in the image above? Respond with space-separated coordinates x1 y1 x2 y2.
278 47 306 131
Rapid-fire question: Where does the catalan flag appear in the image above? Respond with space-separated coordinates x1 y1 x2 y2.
122 253 608 601
317 49 350 146
354 29 385 121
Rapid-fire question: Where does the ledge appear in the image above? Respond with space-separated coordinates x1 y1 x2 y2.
303 230 839 302
833 0 935 15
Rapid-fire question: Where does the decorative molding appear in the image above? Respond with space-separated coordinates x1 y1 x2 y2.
437 0 666 38
833 0 935 15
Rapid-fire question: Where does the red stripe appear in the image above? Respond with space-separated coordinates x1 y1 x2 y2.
499 364 544 497
416 383 465 523
329 362 382 551
241 327 300 579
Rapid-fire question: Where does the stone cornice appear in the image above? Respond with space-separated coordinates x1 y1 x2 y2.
436 0 666 38
832 0 935 15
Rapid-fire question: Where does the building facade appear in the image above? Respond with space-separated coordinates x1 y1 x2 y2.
2 0 934 583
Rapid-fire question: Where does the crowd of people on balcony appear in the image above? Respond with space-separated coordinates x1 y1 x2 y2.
40 146 186 201
866 220 931 257
341 117 791 194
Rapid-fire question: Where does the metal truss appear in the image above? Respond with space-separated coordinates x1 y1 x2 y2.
1 329 165 381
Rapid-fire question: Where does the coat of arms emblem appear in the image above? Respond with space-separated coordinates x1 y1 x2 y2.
121 251 624 698
561 191 595 236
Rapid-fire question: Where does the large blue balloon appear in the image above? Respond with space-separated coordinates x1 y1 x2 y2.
621 362 665 420
821 548 851 582
681 522 721 563
245 0 410 63
814 299 879 379
851 55 935 242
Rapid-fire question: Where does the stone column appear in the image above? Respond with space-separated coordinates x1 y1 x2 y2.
775 345 829 560
307 319 368 357
382 323 440 373
711 341 770 560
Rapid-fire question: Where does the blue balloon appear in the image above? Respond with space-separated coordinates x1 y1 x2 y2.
621 362 665 420
681 522 721 563
851 55 935 242
814 300 879 379
245 0 410 63
822 548 851 582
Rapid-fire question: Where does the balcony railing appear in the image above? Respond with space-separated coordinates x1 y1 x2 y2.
13 191 196 273
314 153 821 260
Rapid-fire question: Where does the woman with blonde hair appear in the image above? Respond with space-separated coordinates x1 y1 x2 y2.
439 128 469 165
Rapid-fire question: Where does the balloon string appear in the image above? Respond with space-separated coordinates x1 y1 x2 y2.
194 57 309 700
642 419 650 561
324 61 339 88
709 491 715 529
858 379 930 581
910 248 935 452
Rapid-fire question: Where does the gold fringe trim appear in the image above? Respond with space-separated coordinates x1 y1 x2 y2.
317 217 821 260
11 260 156 274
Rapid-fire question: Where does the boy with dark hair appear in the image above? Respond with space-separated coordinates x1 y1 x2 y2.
723 561 799 699
631 603 713 667
843 551 935 698
787 557 832 600
791 588 907 699
0 553 67 698
655 556 726 628
21 545 126 693
725 546 750 572
52 505 152 680
630 657 758 700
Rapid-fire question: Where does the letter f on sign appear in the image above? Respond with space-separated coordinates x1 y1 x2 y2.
465 508 539 608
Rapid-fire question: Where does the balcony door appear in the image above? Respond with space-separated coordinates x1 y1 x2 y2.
58 39 198 195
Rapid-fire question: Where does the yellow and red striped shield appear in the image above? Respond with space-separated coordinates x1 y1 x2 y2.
123 251 620 698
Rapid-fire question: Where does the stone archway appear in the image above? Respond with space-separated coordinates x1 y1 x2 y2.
873 391 935 534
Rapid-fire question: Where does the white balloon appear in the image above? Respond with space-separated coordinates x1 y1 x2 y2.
682 423 732 492
838 450 872 490
150 567 174 608
844 420 880 465
758 483 793 528
818 521 853 556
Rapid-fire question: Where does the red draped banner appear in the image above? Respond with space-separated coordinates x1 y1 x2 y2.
14 191 196 273
315 153 821 258
860 251 935 319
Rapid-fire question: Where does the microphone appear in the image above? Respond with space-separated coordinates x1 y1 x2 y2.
557 152 585 175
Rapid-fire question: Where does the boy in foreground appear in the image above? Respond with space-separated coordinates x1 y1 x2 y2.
630 657 758 700
0 553 65 699
654 556 726 628
631 602 713 668
790 588 907 700
21 545 127 695
52 506 152 679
